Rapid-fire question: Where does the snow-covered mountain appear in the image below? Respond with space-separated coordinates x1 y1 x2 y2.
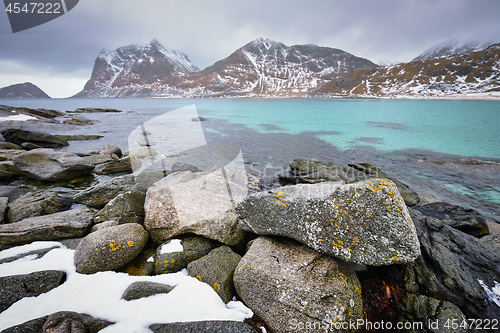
73 38 375 98
413 40 491 61
73 40 200 98
0 82 51 99
313 43 500 98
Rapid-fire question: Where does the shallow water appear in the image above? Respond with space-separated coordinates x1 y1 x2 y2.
1 98 499 221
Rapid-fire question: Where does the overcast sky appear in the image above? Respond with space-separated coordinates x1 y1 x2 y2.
0 0 499 98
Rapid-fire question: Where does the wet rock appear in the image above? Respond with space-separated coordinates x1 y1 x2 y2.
81 154 116 166
237 179 420 265
279 157 343 185
69 107 121 113
1 129 68 148
124 248 156 276
100 144 123 158
6 191 72 223
73 174 137 209
0 142 22 150
0 207 96 248
74 223 149 274
56 134 103 141
11 150 94 182
154 236 212 275
121 281 174 301
94 191 146 225
397 293 467 333
0 197 8 222
1 311 114 333
0 270 66 313
149 321 258 333
94 156 133 175
392 208 500 320
347 162 420 206
414 202 489 237
20 142 43 150
187 246 241 303
144 166 247 246
0 186 31 202
234 237 363 333
62 115 96 126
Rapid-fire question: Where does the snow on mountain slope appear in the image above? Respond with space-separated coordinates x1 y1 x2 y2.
313 43 500 99
413 40 491 61
73 38 375 98
73 40 200 98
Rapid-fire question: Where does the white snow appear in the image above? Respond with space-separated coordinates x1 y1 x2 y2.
0 242 253 332
0 114 37 122
159 239 183 254
478 279 500 307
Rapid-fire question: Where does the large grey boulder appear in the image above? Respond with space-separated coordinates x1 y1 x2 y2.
94 191 146 225
392 208 500 321
234 237 363 333
1 311 114 333
74 223 149 274
187 246 241 303
144 166 247 245
149 321 258 333
11 149 94 181
6 191 72 223
154 236 212 275
237 179 420 265
1 129 68 148
100 144 123 158
0 207 96 248
0 270 66 313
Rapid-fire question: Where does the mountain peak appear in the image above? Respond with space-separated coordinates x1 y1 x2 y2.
0 82 51 99
413 39 491 61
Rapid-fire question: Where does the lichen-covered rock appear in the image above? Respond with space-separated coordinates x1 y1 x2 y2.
121 281 174 301
234 237 363 333
90 220 119 232
237 179 420 265
0 270 66 313
154 237 212 275
0 207 96 248
94 191 146 225
187 246 241 303
346 162 420 206
397 293 467 333
144 166 247 245
6 191 73 223
11 149 94 182
74 223 149 274
279 157 344 185
149 321 258 333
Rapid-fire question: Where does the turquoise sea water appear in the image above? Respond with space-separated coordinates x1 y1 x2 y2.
1 98 499 220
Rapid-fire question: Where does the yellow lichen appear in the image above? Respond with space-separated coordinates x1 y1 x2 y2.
196 275 202 282
213 282 221 291
127 240 134 247
352 237 359 245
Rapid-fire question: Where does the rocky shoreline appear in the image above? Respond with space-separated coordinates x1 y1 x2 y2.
0 106 499 332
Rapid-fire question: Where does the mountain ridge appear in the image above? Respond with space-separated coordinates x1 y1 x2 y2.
0 82 51 99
